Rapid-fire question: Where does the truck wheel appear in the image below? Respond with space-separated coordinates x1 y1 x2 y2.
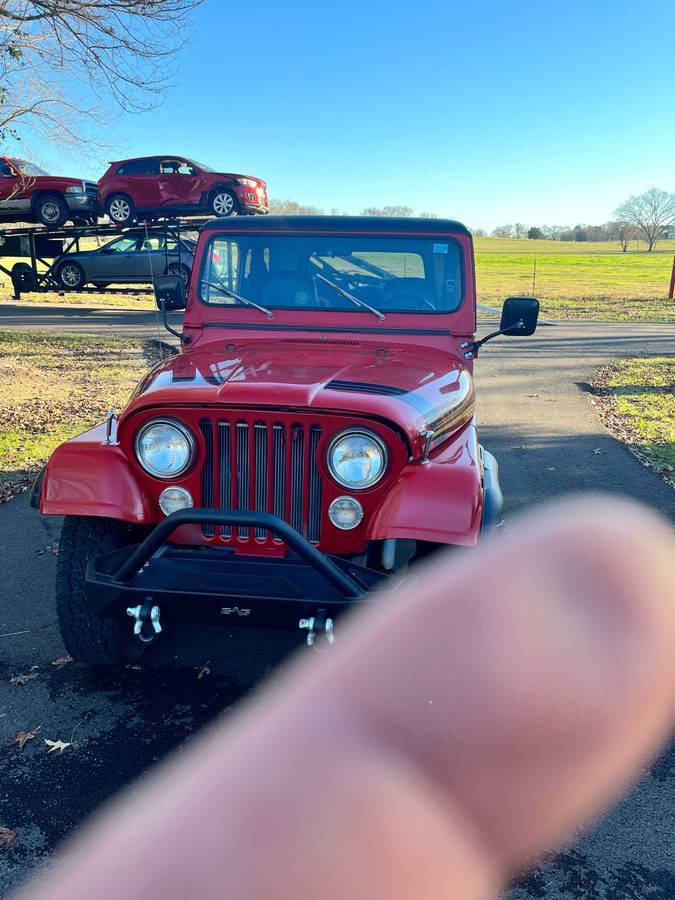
35 194 69 227
210 188 238 217
56 260 86 290
106 194 135 225
56 516 146 665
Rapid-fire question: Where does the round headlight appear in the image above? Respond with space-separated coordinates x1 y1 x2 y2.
328 431 386 489
159 486 193 516
135 420 194 478
328 496 363 530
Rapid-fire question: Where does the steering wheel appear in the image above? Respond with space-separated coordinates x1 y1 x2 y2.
385 294 436 311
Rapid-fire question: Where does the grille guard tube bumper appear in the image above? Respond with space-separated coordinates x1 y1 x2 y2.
114 509 364 597
85 509 387 631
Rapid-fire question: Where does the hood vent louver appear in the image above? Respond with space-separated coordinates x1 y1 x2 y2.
281 337 361 347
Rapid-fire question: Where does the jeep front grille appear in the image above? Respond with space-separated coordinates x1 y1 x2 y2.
199 418 323 546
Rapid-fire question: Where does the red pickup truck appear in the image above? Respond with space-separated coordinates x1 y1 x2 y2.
0 157 99 226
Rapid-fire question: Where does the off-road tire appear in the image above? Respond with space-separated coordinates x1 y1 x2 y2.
34 193 69 227
56 516 145 665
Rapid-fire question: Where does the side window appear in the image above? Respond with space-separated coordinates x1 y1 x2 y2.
0 161 15 177
105 236 139 253
177 161 196 176
117 159 159 175
201 239 240 303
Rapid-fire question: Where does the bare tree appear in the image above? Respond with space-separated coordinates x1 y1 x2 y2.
361 205 413 217
614 188 675 252
269 198 324 215
417 210 439 218
491 224 514 238
607 220 638 252
0 0 203 150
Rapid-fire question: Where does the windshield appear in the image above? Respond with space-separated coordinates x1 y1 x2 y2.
9 158 50 176
189 159 215 173
199 234 463 313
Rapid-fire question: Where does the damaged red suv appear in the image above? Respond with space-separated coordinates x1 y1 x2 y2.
98 155 269 225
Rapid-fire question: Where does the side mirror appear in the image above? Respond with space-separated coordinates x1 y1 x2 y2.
500 297 539 336
154 274 186 311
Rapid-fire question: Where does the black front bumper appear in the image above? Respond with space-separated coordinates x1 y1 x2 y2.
85 509 388 632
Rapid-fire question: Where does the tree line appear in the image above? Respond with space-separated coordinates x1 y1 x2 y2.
272 188 675 253
485 188 675 251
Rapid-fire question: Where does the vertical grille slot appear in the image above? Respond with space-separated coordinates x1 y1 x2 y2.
202 417 324 546
236 422 250 539
218 422 232 538
272 425 286 543
290 425 304 534
200 421 215 536
254 423 268 539
308 425 323 543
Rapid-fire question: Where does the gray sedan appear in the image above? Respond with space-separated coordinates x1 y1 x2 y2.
55 231 195 290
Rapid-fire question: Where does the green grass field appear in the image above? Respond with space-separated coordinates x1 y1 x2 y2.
1 236 674 321
474 237 675 321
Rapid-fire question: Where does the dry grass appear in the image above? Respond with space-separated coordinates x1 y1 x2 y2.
0 331 167 503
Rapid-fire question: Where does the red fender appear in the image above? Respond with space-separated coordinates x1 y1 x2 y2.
367 421 483 547
40 424 156 523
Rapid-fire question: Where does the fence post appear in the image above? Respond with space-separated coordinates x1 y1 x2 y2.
669 254 675 300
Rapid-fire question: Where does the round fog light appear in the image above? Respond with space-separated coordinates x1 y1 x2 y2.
159 486 193 516
328 496 363 531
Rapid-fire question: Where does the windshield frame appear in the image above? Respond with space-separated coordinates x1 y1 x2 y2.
196 231 466 317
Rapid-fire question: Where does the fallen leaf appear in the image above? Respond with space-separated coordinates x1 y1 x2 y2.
9 668 38 686
51 655 73 668
196 661 211 680
44 739 72 754
593 448 603 455
0 827 16 850
9 726 41 750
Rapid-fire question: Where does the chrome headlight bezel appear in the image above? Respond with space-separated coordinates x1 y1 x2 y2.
327 429 388 490
135 418 195 479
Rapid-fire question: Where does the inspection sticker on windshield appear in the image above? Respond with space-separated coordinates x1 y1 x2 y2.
433 243 449 254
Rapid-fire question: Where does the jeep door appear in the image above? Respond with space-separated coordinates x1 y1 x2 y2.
157 159 203 209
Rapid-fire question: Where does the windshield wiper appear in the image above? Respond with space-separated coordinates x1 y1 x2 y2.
203 281 273 318
314 272 385 321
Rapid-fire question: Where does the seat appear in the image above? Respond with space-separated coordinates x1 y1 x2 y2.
262 271 316 307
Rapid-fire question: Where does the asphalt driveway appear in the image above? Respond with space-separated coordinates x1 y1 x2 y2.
0 306 673 897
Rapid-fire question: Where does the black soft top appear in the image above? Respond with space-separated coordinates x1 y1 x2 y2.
200 215 470 236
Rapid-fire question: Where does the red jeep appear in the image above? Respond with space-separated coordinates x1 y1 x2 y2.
0 157 99 226
31 216 538 663
98 156 269 225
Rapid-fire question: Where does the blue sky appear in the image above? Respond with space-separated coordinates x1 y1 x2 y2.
31 0 675 230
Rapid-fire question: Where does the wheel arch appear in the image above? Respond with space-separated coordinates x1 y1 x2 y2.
36 423 156 523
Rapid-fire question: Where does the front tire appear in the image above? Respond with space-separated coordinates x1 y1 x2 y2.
106 194 135 225
56 260 86 290
56 516 146 665
35 194 69 227
210 188 238 217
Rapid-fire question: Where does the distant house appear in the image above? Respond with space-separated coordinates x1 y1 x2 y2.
663 230 675 240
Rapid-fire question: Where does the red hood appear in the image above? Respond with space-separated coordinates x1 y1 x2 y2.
123 339 475 458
